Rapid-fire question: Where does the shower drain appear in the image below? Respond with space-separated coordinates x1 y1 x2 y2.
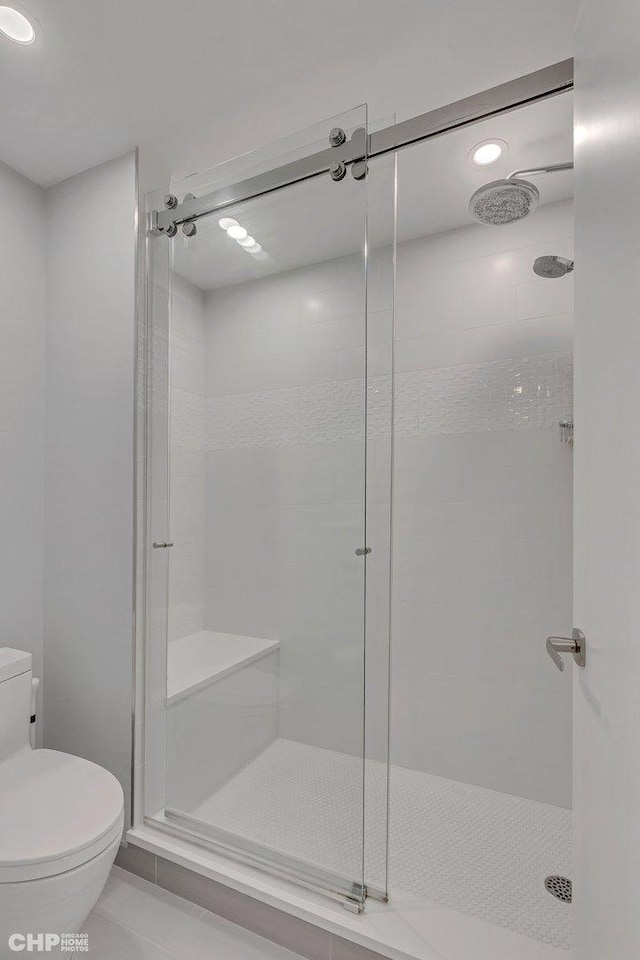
544 875 572 903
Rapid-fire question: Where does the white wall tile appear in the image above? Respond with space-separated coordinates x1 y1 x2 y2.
166 274 208 646
465 460 568 505
465 314 574 363
336 346 364 380
395 332 466 373
299 284 363 325
393 463 467 504
171 336 205 394
172 278 206 343
516 275 574 320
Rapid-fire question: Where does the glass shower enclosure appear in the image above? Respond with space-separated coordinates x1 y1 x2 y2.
142 107 395 910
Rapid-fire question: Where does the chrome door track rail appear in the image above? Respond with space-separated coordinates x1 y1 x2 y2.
152 59 573 236
152 125 367 236
367 59 573 158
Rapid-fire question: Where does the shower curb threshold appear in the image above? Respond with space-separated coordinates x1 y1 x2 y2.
125 824 566 960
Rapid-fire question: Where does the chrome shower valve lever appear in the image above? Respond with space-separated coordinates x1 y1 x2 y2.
545 628 586 671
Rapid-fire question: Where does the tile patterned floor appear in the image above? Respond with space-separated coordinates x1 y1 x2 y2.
81 867 304 959
191 738 572 950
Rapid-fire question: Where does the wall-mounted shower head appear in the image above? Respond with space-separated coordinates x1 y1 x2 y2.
533 255 574 279
469 178 539 226
468 161 573 226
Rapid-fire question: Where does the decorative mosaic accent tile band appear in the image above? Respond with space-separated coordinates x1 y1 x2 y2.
170 352 573 449
417 351 573 436
207 387 300 449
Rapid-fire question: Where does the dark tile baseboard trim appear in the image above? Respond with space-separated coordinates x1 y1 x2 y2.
115 841 157 884
115 842 390 960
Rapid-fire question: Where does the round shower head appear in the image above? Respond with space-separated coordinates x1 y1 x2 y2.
533 255 574 279
469 178 540 226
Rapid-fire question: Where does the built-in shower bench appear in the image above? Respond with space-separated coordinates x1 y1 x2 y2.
166 630 281 811
167 630 280 706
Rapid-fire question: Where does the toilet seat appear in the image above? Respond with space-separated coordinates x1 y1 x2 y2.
0 749 124 882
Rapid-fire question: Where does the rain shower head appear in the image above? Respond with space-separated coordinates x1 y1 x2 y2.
468 161 573 226
533 255 574 278
469 178 539 226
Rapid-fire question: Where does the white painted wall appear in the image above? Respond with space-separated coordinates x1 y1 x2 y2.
573 4 640 956
0 160 46 710
44 153 137 822
168 200 574 804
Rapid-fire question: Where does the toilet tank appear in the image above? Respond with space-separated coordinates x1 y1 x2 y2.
0 648 33 762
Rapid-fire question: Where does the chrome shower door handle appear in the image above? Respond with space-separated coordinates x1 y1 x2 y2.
546 628 586 671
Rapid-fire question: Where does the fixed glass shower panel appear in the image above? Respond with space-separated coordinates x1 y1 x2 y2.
144 107 394 908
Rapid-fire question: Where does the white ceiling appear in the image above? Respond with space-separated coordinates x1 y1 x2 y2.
173 92 574 291
0 0 579 189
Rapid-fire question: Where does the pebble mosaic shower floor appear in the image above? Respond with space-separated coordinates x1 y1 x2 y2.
190 738 572 950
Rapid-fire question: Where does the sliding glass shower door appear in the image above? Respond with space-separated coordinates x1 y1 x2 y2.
143 107 394 908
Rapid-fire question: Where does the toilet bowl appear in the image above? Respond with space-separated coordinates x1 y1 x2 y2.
0 649 124 957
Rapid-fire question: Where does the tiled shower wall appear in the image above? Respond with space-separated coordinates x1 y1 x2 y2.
202 252 388 759
169 274 206 642
391 200 574 807
170 199 574 806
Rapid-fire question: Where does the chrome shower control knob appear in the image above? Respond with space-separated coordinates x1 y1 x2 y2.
545 628 586 670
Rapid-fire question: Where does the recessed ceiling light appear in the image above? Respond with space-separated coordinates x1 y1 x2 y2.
0 6 35 43
246 242 262 255
227 224 248 240
469 139 507 166
218 217 238 231
237 235 256 247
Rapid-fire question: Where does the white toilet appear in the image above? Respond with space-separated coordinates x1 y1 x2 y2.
0 648 124 956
